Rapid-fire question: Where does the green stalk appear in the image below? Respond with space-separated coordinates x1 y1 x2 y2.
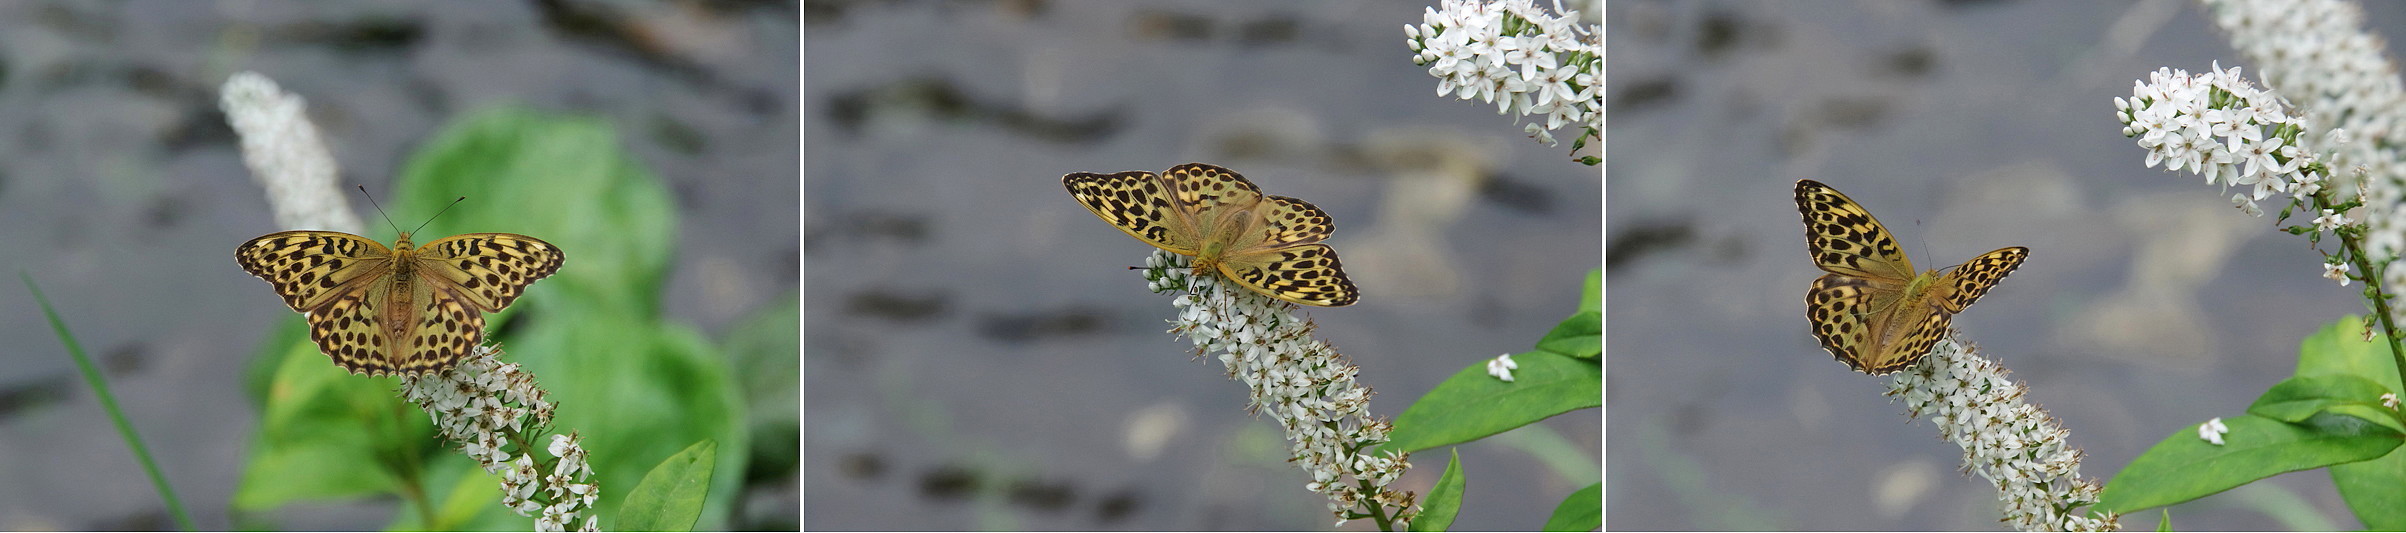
21 272 195 531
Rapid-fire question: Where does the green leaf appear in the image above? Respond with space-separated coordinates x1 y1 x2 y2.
2289 316 2406 529
2155 509 2172 531
2096 414 2401 514
1535 311 1600 359
234 340 432 509
1410 449 1464 532
1535 270 1600 358
2247 375 2400 428
2293 315 2401 393
1540 482 1600 531
1382 351 1599 453
620 440 719 532
725 294 800 481
390 106 680 318
1578 269 1599 313
2332 450 2406 530
515 312 748 531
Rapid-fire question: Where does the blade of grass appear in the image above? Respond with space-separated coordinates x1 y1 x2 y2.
22 272 194 530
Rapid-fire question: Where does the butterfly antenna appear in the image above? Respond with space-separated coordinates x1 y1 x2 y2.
411 196 469 235
357 185 404 235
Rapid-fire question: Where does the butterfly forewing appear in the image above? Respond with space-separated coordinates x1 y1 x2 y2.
1162 163 1266 235
1935 247 2028 313
413 233 566 311
1064 171 1200 254
1795 180 1916 282
237 231 397 312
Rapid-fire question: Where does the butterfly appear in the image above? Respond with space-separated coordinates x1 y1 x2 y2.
237 230 564 377
1795 179 2026 374
1064 163 1359 307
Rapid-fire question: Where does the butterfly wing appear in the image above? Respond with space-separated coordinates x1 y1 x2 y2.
1805 274 1876 372
393 284 484 375
1219 243 1360 307
1064 170 1202 254
1242 195 1336 250
411 233 567 312
236 231 395 312
305 291 401 376
1933 247 2028 313
1794 180 1916 282
1162 163 1267 240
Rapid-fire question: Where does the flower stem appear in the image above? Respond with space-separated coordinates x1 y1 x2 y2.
2341 230 2406 389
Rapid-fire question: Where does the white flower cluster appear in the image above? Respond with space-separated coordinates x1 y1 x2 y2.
219 71 364 234
1889 333 2117 532
2201 0 2406 192
1140 251 1419 529
1406 0 1601 147
2116 62 2329 218
2199 0 2406 319
401 346 599 532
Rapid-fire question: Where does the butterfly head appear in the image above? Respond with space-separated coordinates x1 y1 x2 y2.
393 232 417 251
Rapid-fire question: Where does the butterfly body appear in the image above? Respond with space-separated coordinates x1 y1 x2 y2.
237 230 563 377
1065 163 1359 307
1794 179 2025 374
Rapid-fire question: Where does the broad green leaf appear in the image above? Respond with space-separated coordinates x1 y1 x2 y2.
726 293 800 478
1541 482 1600 532
516 312 746 531
2248 375 2397 425
620 440 719 532
234 340 431 509
391 106 679 318
1382 351 1599 453
2293 316 2401 393
2096 414 2400 514
1535 310 1600 359
2291 316 2406 529
1409 449 1464 532
2332 450 2406 530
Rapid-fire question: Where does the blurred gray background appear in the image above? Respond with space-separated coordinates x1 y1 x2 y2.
0 1 797 530
803 0 1601 530
1608 0 2406 530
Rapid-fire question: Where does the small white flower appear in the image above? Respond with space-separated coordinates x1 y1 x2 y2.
2199 417 2230 445
2382 393 2399 410
2325 261 2353 286
2315 209 2351 231
1486 353 1518 382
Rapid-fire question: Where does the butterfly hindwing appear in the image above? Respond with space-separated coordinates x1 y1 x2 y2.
1221 243 1360 307
1804 274 1876 372
304 291 400 376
